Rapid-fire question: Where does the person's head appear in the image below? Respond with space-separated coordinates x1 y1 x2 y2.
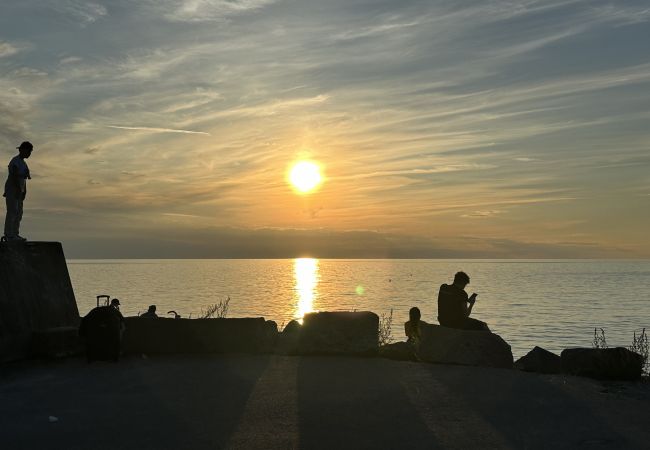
409 306 421 322
453 271 470 288
110 298 120 308
17 141 33 159
148 305 156 313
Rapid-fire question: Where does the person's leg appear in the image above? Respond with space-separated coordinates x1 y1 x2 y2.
4 195 18 238
15 197 23 237
463 317 490 332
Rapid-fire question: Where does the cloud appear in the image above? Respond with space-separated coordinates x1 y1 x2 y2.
107 125 211 135
461 210 503 218
0 41 19 58
59 56 83 65
4 0 650 257
159 0 278 22
51 1 107 26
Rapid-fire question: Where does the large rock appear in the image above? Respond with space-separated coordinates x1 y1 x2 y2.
515 346 562 374
123 317 277 355
418 324 513 368
298 311 379 356
378 341 418 361
275 320 301 355
561 347 643 380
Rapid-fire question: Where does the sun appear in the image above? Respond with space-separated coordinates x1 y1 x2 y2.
288 161 323 194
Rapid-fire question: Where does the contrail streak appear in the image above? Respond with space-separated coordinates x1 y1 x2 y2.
107 125 210 135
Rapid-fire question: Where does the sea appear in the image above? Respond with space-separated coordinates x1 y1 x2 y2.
67 259 650 358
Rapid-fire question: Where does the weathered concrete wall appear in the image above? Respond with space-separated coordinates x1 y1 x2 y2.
298 311 379 355
0 242 79 361
123 317 278 354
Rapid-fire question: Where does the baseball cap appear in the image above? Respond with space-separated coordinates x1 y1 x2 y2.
17 141 33 150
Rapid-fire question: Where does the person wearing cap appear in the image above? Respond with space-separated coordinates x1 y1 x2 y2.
110 298 126 337
3 141 33 242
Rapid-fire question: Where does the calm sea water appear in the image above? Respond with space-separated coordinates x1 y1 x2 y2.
67 259 650 358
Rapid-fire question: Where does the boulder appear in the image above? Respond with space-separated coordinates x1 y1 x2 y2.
378 341 418 361
297 311 379 356
275 320 301 355
561 347 644 380
515 346 562 374
122 317 277 355
418 324 513 368
283 319 301 334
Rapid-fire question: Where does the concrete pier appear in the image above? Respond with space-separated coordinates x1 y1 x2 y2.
0 241 79 362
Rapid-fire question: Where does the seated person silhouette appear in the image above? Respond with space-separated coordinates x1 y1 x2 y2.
140 305 158 318
404 306 427 344
437 271 490 332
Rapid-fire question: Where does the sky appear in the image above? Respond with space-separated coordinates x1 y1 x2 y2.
1 0 649 258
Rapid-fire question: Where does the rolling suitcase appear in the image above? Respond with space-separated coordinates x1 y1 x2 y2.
79 295 122 362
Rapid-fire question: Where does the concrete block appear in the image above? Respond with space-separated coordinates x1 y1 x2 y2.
418 324 513 368
298 311 379 356
122 317 277 355
0 242 79 362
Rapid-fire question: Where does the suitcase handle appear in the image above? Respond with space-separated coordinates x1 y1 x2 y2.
96 295 110 307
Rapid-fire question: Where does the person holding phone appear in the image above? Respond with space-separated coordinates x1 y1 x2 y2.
437 271 490 331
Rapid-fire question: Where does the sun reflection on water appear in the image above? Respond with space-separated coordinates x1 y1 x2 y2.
294 258 319 322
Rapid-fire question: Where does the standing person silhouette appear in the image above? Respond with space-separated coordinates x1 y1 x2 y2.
437 271 490 331
3 141 33 242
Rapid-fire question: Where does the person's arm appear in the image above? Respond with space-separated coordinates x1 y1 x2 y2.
8 161 22 194
466 293 477 317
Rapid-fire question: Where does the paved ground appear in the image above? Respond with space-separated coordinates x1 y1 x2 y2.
1 355 648 449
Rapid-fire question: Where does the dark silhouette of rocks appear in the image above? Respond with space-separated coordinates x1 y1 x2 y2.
275 319 301 354
561 347 644 380
122 317 277 355
417 323 513 368
283 319 301 334
515 346 562 374
297 311 379 356
378 341 418 361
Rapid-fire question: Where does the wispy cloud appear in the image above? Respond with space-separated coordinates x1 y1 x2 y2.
2 0 649 257
160 0 278 22
461 210 503 218
51 1 108 26
0 41 19 58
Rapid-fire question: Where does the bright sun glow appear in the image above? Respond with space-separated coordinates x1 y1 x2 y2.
289 161 323 193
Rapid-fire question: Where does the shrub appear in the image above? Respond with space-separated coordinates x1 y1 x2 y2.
629 328 648 376
592 327 608 349
378 308 394 346
199 296 230 319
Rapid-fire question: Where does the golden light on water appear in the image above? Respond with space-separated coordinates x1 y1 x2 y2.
288 161 323 194
294 258 319 321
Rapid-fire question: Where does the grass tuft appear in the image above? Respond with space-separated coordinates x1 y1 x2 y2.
378 308 394 346
630 328 648 376
592 327 608 349
199 296 230 319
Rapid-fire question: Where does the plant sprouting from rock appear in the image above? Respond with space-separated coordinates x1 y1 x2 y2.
629 328 648 375
378 308 394 346
200 296 230 319
592 327 608 349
